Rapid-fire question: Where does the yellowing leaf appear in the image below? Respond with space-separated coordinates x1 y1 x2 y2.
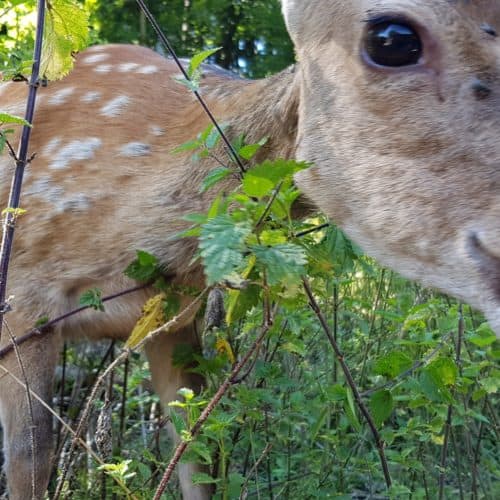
215 337 235 364
126 293 166 348
41 0 89 80
2 207 27 217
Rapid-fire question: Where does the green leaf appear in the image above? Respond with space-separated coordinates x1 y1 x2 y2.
169 409 186 435
199 215 252 284
369 390 394 426
468 322 497 347
42 0 89 80
188 47 221 79
374 351 413 379
0 113 30 126
251 243 307 286
191 472 219 485
419 365 453 403
428 357 458 386
238 137 268 160
79 288 104 312
344 387 361 432
124 250 159 282
200 167 232 193
242 159 309 197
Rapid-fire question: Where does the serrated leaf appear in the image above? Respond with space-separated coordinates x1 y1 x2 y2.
0 113 30 126
41 0 89 80
79 288 104 311
369 390 394 426
126 293 166 348
238 137 268 160
428 357 458 386
250 243 307 286
374 351 413 379
199 214 252 284
191 472 219 485
124 250 159 282
242 159 309 197
200 167 232 193
169 409 186 435
226 254 256 325
468 322 497 347
188 47 221 79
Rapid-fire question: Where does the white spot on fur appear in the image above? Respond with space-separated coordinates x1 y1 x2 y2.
81 53 110 64
58 194 92 213
80 91 102 103
118 62 140 72
100 96 131 117
49 138 102 170
42 137 62 157
24 176 64 200
94 64 112 73
48 87 75 105
119 142 151 157
150 125 165 137
136 65 158 74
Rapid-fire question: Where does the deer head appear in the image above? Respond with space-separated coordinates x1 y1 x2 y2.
283 0 500 334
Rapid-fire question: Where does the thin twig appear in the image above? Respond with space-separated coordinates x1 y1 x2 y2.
438 305 464 499
0 0 46 342
239 443 273 500
53 287 209 498
134 0 245 176
0 283 150 360
0 362 135 498
302 277 392 489
153 307 276 500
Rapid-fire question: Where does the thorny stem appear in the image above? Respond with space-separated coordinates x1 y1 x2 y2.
134 0 246 177
438 305 464 500
0 283 149 360
3 320 37 499
302 277 392 489
153 308 276 500
0 0 46 342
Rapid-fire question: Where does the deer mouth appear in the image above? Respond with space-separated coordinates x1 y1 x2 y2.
467 232 500 301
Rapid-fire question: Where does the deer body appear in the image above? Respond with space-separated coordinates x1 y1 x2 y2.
0 1 499 498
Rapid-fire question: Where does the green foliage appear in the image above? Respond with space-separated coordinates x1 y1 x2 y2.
79 287 104 311
42 0 89 79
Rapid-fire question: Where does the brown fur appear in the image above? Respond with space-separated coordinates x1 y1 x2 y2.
0 1 499 498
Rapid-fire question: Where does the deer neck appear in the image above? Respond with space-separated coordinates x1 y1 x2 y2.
203 65 300 164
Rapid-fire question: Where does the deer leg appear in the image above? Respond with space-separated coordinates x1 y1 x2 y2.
0 329 60 500
145 325 212 500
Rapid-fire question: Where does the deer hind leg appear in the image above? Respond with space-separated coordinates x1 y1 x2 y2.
145 324 212 500
0 324 60 500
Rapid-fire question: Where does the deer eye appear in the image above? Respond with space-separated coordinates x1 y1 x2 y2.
364 20 423 67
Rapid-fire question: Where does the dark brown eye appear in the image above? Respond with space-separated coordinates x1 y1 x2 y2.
364 21 423 67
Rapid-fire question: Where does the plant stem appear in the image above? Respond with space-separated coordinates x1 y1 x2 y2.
153 312 275 500
302 277 392 489
0 0 46 341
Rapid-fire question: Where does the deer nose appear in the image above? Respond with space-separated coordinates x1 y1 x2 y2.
467 232 500 299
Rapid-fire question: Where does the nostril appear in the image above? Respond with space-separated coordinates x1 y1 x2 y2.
467 232 500 298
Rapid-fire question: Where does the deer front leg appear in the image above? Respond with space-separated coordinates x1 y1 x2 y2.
145 325 212 500
0 327 60 500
